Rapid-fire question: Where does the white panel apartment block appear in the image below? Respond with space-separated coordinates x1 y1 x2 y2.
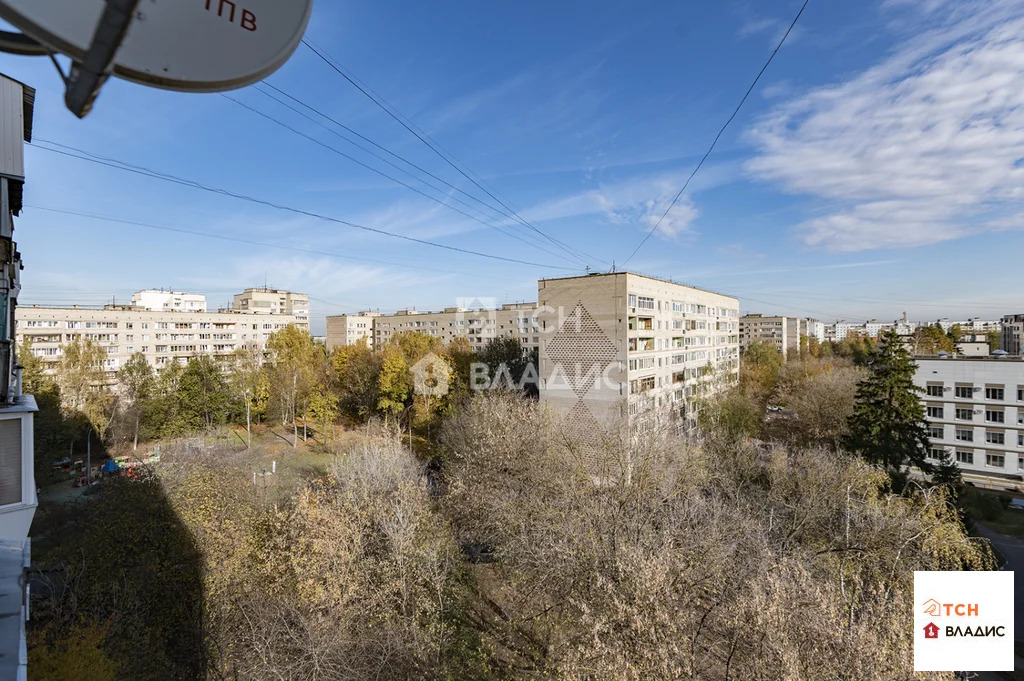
916 356 1024 478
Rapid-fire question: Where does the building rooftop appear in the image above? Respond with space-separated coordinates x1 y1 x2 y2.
538 270 735 300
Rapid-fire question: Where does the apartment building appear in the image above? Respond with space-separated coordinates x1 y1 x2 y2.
16 296 297 379
739 315 827 359
537 272 739 443
325 311 380 351
1003 314 1024 355
130 289 206 313
916 356 1024 478
934 317 1002 335
740 315 798 359
802 318 826 343
371 303 540 351
232 288 309 331
0 73 37 681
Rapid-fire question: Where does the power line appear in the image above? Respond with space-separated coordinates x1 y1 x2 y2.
257 81 577 256
300 39 604 267
28 140 581 272
621 0 809 267
23 205 520 280
220 92 580 265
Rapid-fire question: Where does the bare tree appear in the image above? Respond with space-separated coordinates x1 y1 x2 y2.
441 393 991 681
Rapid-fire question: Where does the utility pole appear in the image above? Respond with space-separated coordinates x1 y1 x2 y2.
86 429 91 484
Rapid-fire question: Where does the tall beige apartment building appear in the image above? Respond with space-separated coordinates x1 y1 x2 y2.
537 272 739 441
17 292 299 379
368 303 540 351
325 311 380 351
233 288 309 331
739 315 826 359
740 314 798 358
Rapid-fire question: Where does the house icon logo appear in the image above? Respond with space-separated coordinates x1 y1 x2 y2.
924 622 940 639
923 598 942 617
411 353 450 397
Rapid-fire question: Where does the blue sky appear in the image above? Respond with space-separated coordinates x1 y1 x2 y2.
3 0 1023 334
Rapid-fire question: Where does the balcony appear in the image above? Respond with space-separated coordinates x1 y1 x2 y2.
0 396 37 542
0 395 37 681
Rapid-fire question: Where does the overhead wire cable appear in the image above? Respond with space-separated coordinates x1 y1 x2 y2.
27 140 581 271
221 91 580 264
23 205 521 280
258 82 570 241
621 0 810 266
300 38 605 267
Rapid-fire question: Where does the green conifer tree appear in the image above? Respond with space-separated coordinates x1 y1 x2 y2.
844 330 931 483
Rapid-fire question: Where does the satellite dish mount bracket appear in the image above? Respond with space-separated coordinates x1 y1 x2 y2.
64 0 141 118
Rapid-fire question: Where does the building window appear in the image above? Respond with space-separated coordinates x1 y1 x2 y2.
628 376 655 394
928 448 945 460
628 357 655 371
926 385 943 397
1019 433 1024 447
956 429 973 442
955 408 973 420
986 410 1005 423
986 387 1005 401
1018 388 1024 402
927 426 943 439
986 432 1005 445
637 296 655 310
986 454 1005 468
955 386 973 398
956 450 974 465
927 406 943 418
627 294 636 308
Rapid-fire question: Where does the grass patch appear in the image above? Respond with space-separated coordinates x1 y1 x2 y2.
962 486 1024 539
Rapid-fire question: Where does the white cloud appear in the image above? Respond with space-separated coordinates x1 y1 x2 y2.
524 172 701 239
746 0 1024 251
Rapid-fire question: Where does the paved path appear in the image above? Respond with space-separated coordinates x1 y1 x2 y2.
970 523 1024 680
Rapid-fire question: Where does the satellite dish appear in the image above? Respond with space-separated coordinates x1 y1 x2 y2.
0 0 312 116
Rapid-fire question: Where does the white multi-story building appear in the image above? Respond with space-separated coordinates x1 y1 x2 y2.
916 356 1024 478
802 318 826 344
961 318 1002 334
1003 314 1024 355
0 72 36 681
16 302 297 379
325 311 380 351
371 303 541 352
232 288 309 331
129 289 206 313
537 272 739 442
